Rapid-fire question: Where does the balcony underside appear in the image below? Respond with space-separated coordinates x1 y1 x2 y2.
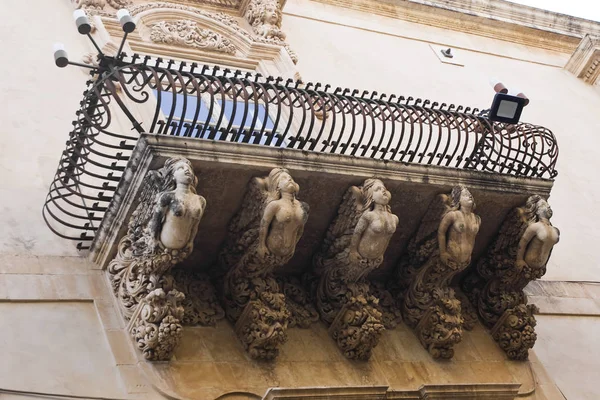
91 134 552 276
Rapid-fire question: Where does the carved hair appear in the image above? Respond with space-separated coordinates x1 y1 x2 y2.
246 0 283 28
362 178 392 213
524 195 552 222
450 185 475 211
267 167 298 201
161 157 198 193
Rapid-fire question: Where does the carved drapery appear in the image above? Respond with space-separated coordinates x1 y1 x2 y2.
313 179 399 360
107 157 205 361
150 20 237 54
219 168 309 359
462 195 559 360
397 185 480 359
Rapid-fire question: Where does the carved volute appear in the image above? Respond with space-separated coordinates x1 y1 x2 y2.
219 168 309 360
397 185 480 359
313 179 399 360
462 195 559 360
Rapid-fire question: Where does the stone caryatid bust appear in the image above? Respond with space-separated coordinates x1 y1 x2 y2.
400 185 480 359
108 157 205 361
220 168 309 359
245 0 286 41
462 195 559 360
314 179 399 360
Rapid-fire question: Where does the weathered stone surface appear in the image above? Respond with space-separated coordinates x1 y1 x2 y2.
462 196 559 360
108 157 206 361
313 179 398 360
399 185 480 359
219 168 309 359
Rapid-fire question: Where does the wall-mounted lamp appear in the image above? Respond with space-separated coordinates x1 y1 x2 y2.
486 78 529 124
53 43 69 68
54 9 136 69
73 10 92 35
117 9 136 33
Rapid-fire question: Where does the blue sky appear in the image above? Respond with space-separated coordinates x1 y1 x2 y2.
507 0 600 22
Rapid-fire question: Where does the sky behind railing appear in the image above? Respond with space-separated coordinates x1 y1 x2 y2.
507 0 600 22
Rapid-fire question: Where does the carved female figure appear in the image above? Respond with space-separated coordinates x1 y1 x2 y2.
219 168 309 359
461 195 559 360
515 196 559 281
473 195 559 325
314 179 398 360
401 185 480 359
107 157 206 360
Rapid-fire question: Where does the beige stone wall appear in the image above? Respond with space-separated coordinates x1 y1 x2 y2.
282 0 600 283
0 0 599 399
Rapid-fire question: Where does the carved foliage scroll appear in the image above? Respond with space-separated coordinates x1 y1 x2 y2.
314 179 399 360
150 20 237 54
398 185 480 359
462 195 559 360
108 157 205 361
219 168 309 359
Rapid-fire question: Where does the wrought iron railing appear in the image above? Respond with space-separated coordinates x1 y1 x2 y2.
43 54 558 249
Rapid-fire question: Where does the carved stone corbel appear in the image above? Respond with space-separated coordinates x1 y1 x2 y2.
107 157 206 361
398 185 480 359
462 195 559 360
313 179 399 360
219 168 309 359
172 269 225 326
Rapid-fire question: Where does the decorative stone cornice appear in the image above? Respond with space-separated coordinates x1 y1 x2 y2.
565 35 600 85
149 20 237 54
309 0 599 53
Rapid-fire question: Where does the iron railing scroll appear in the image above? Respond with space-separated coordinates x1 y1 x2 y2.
43 54 559 250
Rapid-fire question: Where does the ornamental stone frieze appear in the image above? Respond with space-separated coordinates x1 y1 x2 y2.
218 168 309 359
462 195 559 360
313 179 399 360
397 185 480 359
150 20 237 54
107 157 221 361
76 1 298 64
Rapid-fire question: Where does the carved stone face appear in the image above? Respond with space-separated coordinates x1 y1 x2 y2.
459 189 474 210
277 172 298 194
371 181 391 206
264 6 280 25
536 199 553 219
173 161 194 186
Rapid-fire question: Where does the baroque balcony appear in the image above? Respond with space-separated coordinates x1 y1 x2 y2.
43 50 560 398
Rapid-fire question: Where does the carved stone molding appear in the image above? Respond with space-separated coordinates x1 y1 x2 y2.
84 2 298 63
107 157 206 361
462 195 559 360
149 20 237 54
565 35 600 85
313 179 398 360
398 185 480 359
219 168 309 359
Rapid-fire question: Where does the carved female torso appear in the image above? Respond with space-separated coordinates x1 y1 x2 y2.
257 170 308 261
439 188 480 266
357 207 399 260
153 161 206 251
264 194 307 257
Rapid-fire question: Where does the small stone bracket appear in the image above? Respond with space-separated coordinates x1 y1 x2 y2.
565 34 600 85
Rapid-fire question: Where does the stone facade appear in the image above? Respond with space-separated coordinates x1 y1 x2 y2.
2 0 600 399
